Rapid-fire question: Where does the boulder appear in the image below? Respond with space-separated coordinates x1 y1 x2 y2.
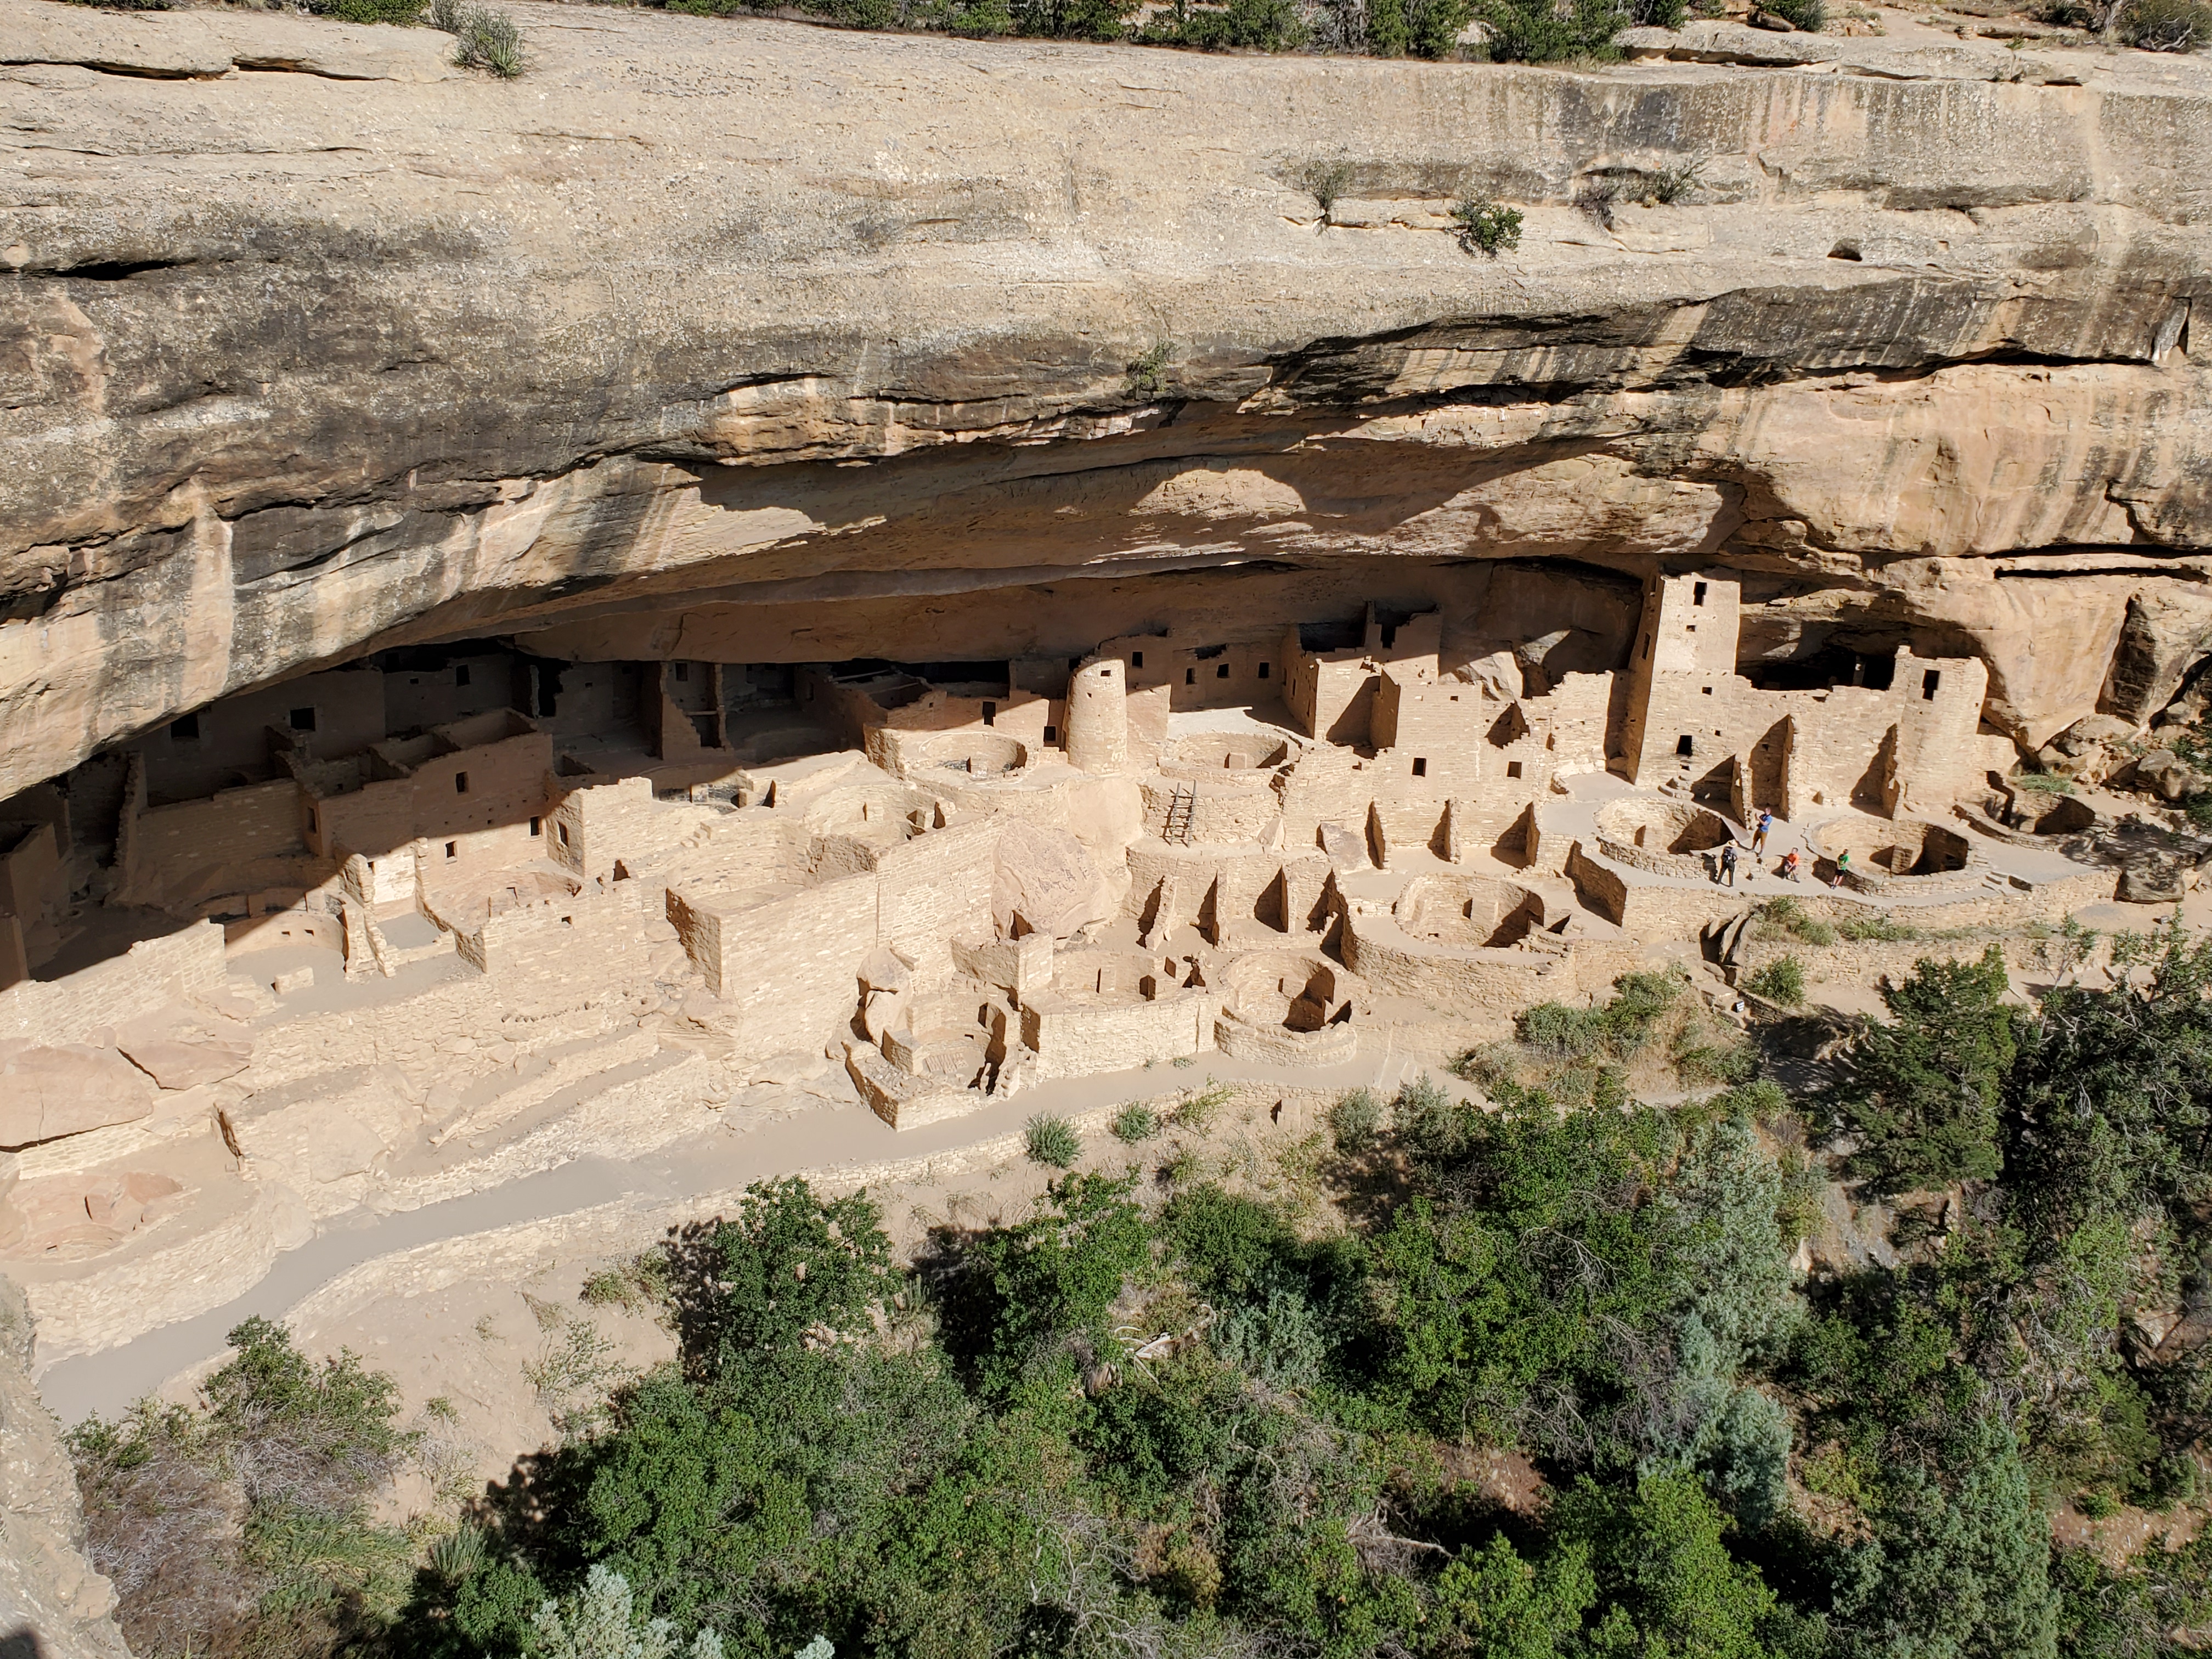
2132 749 2202 804
117 1035 253 1091
2119 857 2193 904
991 820 1113 941
0 1046 157 1149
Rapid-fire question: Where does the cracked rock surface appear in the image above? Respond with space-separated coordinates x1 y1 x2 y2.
4 0 2212 796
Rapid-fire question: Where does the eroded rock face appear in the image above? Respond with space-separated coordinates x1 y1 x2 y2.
4 0 2212 798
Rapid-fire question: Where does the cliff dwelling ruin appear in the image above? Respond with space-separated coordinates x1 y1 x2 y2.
0 557 2139 1368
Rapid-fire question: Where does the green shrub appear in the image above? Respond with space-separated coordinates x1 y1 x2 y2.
1025 1112 1081 1169
309 0 426 21
1645 158 1704 202
1762 0 1825 25
1299 157 1356 224
1111 1103 1161 1143
1328 1086 1383 1153
1476 0 1627 60
1122 341 1175 402
1392 1074 1470 1161
1451 193 1524 258
1517 971 1683 1059
1138 0 1307 47
2121 0 2212 46
438 1 524 75
1745 957 1806 1007
2014 769 2075 796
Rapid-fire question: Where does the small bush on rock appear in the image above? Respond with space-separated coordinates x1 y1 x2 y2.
1451 193 1524 257
435 0 525 76
1328 1086 1382 1152
1761 0 1825 26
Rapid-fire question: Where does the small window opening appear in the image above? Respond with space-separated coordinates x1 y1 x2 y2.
557 821 571 847
1922 669 1942 700
1641 635 1651 661
1132 651 1144 669
1830 241 1863 262
1676 734 1694 757
455 664 471 687
1702 686 1713 696
307 807 318 832
1258 662 1270 679
1685 624 1697 634
1185 668 1196 686
1216 663 1231 680
444 840 458 860
1043 724 1058 744
1693 582 1707 606
289 707 317 732
981 702 997 727
1506 761 1523 779
673 662 689 682
1412 757 1428 778
170 713 200 742
529 816 541 837
455 771 470 794
1381 625 1398 648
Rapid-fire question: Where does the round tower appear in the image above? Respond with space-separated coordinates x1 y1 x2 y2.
1065 657 1130 775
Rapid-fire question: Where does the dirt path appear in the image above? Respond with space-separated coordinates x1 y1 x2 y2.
41 1043 1417 1424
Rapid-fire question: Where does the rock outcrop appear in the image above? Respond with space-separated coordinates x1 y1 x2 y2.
4 0 2212 797
0 1277 133 1658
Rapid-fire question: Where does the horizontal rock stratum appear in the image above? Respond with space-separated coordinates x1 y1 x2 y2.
5 0 2212 799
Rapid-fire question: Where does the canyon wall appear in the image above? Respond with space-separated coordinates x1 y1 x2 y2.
5 0 2212 800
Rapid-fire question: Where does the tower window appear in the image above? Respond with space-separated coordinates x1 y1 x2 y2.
1186 668 1196 686
981 702 997 726
170 713 200 742
307 807 318 833
1412 758 1428 778
1258 662 1269 679
1506 761 1523 779
1676 735 1694 757
444 840 458 860
1043 725 1058 744
529 816 541 836
557 821 571 848
1922 670 1942 700
455 664 471 687
673 662 689 682
1132 651 1144 669
1702 686 1713 695
289 707 317 732
1216 664 1231 680
455 771 470 794
1693 582 1707 606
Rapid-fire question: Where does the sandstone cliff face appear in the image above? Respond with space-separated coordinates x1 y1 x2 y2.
4 0 2211 798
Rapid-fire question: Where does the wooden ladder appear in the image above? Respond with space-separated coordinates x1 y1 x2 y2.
1163 786 1196 845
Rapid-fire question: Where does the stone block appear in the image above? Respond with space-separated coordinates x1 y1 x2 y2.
0 1045 157 1149
117 1035 253 1091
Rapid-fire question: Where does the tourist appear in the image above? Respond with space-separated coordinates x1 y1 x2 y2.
1779 848 1801 882
1829 848 1851 887
1719 842 1739 888
1752 809 1773 857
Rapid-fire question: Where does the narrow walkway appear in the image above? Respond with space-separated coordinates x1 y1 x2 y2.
41 1042 1419 1424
